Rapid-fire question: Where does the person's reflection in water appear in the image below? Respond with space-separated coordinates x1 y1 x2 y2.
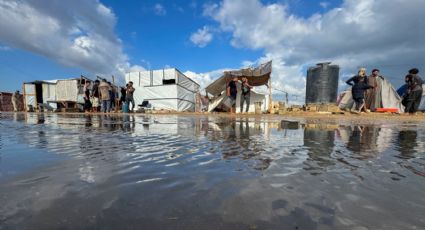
122 114 135 132
303 126 335 173
397 129 418 159
346 126 380 159
85 115 93 127
37 114 45 124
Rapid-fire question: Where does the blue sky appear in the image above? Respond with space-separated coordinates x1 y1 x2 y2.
0 0 341 92
1 0 424 103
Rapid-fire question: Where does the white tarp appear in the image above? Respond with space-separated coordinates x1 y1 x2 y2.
126 68 200 111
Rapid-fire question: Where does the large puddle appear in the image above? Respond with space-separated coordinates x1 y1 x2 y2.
0 113 424 229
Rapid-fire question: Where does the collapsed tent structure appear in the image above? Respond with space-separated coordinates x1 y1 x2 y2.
23 76 91 111
205 61 272 113
125 68 200 112
338 78 404 113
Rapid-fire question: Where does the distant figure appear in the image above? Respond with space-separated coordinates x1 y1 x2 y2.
227 77 238 113
83 81 92 113
99 79 111 113
120 85 127 110
346 68 374 113
126 81 136 112
365 69 384 112
240 77 253 113
404 68 423 115
108 82 116 112
12 90 20 112
91 80 100 112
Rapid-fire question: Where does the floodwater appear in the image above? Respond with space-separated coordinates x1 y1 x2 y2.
0 113 424 230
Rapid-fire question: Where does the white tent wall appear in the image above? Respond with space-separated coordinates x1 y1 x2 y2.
126 68 200 112
56 79 79 101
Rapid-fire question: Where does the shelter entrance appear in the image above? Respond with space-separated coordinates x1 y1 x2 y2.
35 83 43 104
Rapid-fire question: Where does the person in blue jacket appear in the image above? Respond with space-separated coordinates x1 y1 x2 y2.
346 68 374 113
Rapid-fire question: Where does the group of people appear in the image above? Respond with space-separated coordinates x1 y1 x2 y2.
82 79 136 113
346 68 423 114
226 77 253 113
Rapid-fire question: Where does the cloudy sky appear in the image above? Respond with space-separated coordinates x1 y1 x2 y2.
1 0 424 103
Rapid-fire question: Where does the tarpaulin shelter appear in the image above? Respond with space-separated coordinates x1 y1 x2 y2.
338 78 404 113
125 68 200 112
205 61 272 113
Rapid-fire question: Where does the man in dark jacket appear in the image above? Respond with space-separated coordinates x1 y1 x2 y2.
346 68 374 113
226 77 238 113
404 68 423 114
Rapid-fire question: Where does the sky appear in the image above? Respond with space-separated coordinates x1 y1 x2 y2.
1 0 425 103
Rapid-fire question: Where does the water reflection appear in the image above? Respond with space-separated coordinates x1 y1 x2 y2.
0 113 424 229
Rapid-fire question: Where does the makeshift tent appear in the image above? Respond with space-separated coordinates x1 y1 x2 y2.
23 76 92 111
205 61 272 113
23 80 57 111
207 82 269 113
338 78 404 113
125 68 200 111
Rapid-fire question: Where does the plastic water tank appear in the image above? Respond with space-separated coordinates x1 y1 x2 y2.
305 62 340 104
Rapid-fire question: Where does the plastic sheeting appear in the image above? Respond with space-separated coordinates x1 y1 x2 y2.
56 80 79 101
126 68 200 111
205 61 272 96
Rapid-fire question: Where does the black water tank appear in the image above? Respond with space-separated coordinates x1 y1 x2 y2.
305 62 339 104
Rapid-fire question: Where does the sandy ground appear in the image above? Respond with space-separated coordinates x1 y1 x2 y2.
2 111 425 126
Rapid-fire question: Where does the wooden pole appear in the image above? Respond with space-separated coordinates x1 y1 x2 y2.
268 60 273 113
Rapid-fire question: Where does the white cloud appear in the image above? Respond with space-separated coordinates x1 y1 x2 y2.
154 3 166 16
320 1 330 9
190 26 213 48
0 0 141 84
199 0 425 104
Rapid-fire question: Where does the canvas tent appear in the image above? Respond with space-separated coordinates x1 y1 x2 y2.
338 78 404 113
205 61 272 113
125 68 200 111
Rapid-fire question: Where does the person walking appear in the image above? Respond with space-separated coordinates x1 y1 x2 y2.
404 68 423 115
240 77 253 113
126 81 136 112
99 79 111 113
226 77 238 114
83 81 92 113
12 90 20 112
346 68 374 113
